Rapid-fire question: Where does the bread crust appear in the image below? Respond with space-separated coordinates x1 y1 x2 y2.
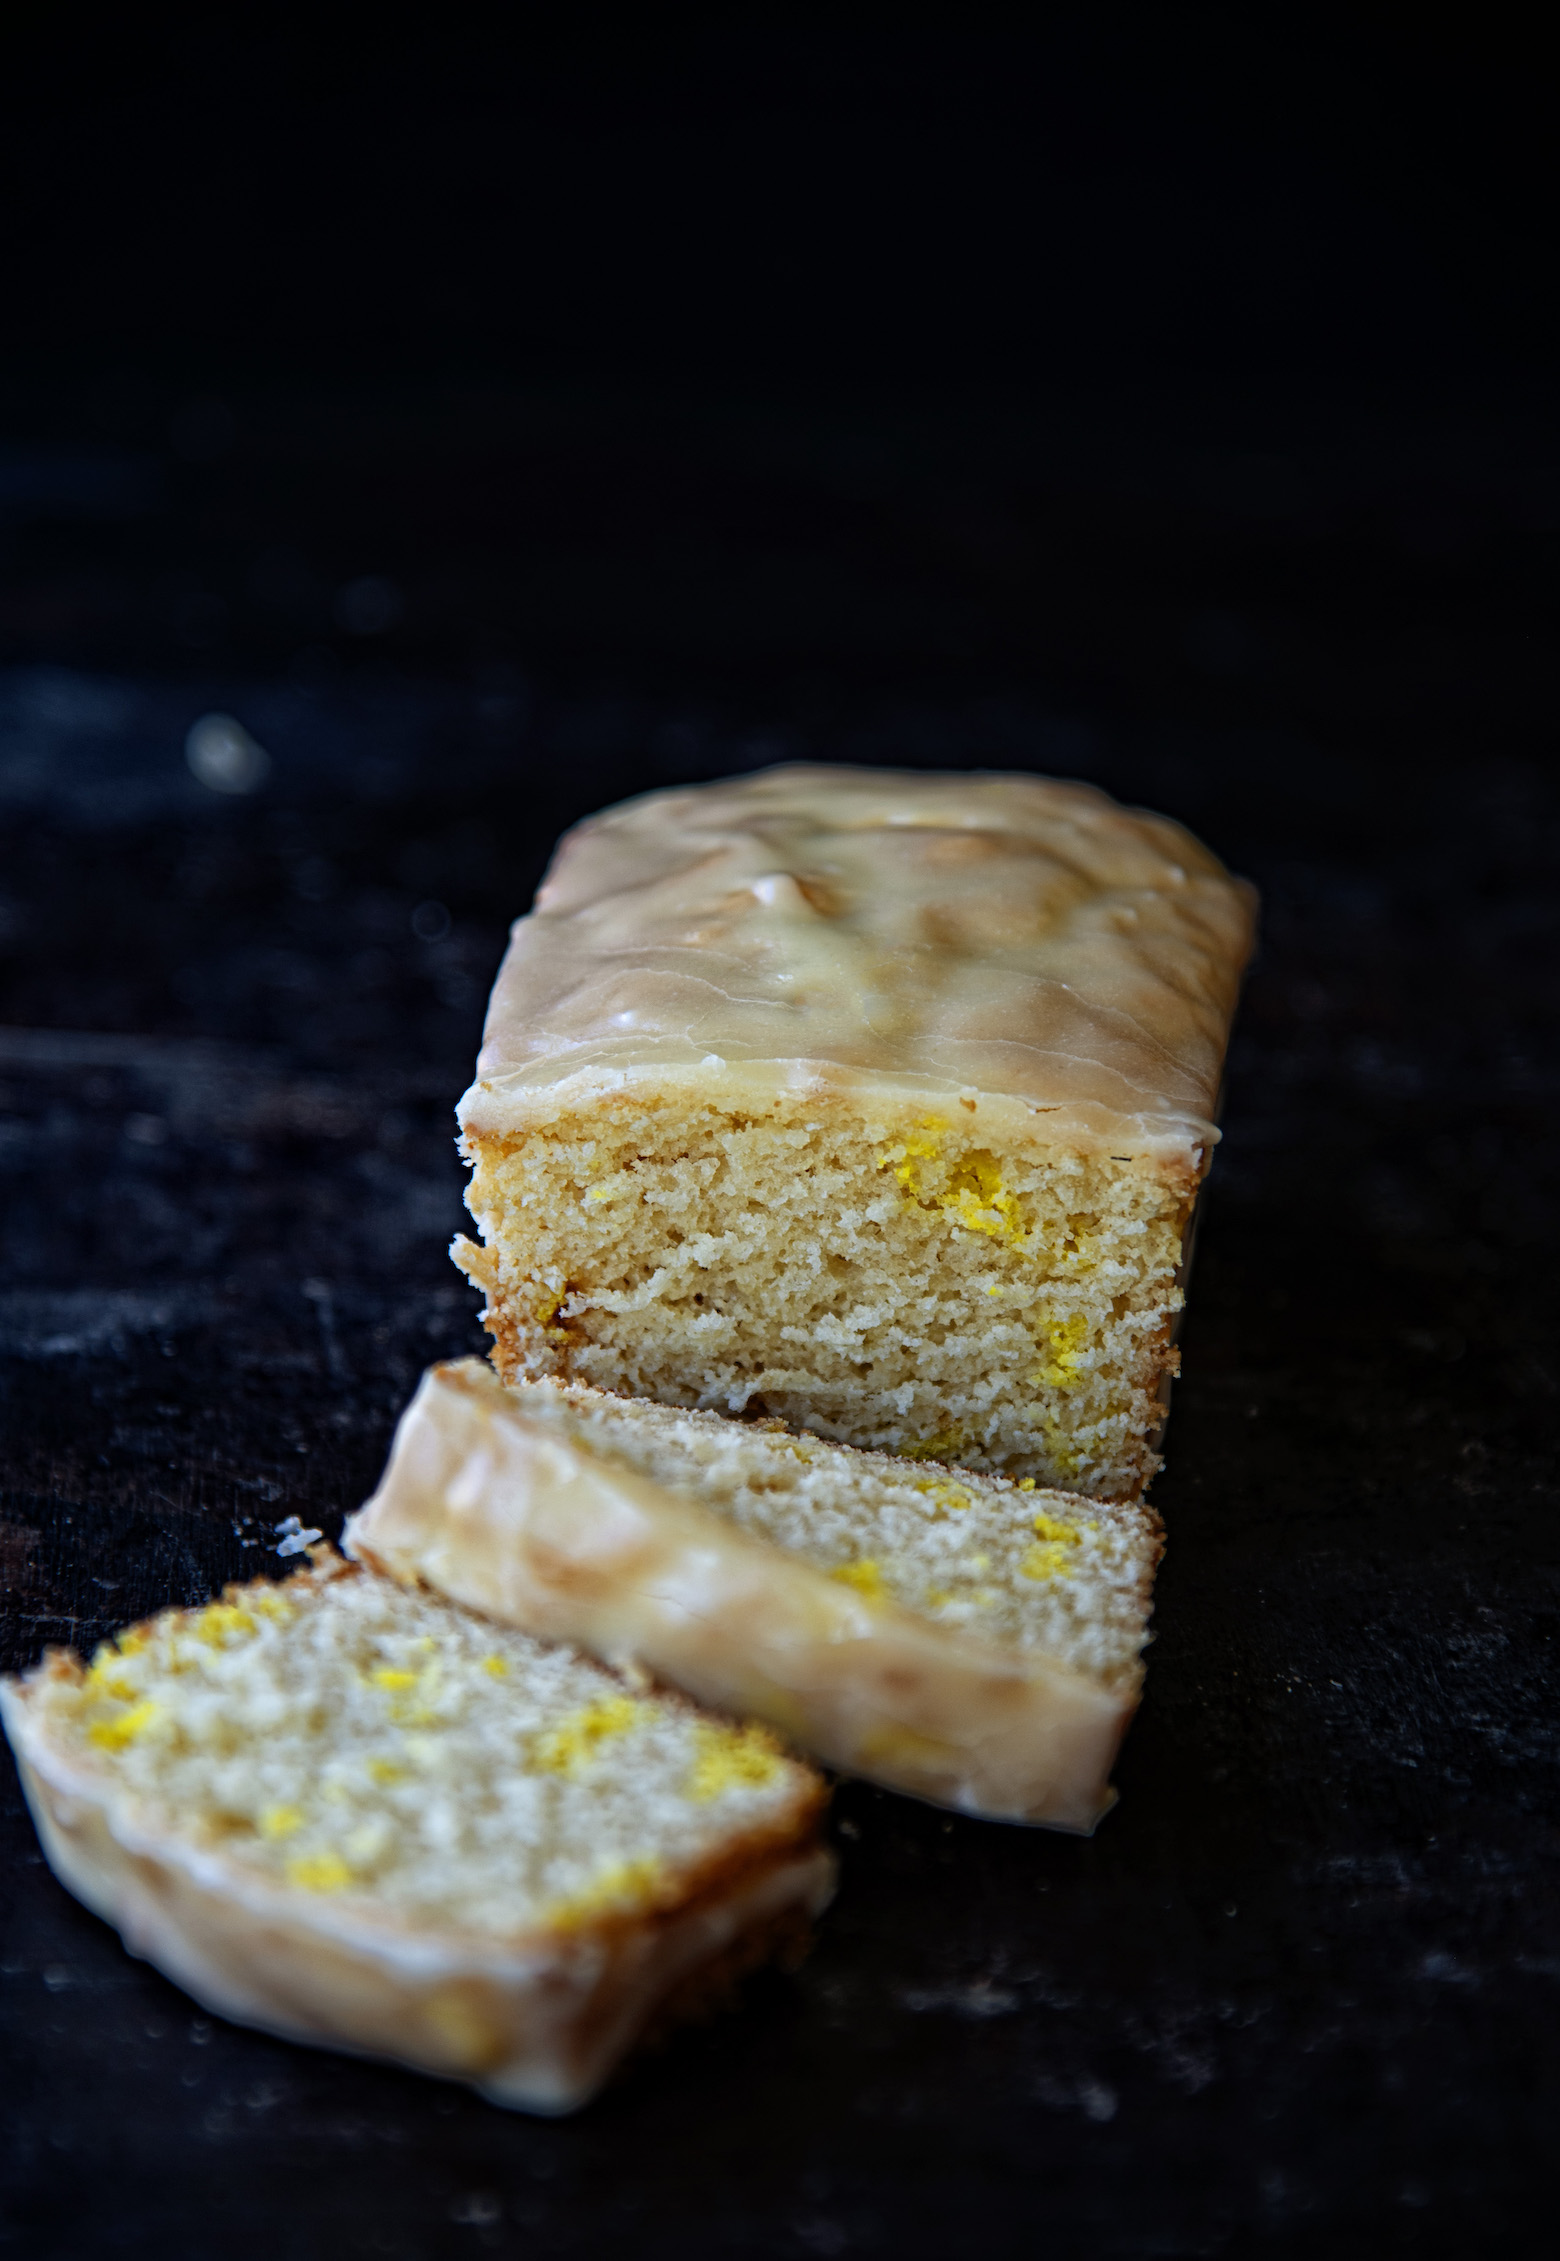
346 1360 1159 1831
0 1575 834 2114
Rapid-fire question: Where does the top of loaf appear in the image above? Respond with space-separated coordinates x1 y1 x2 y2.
460 765 1257 1165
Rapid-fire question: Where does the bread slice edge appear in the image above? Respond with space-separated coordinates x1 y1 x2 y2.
0 1572 835 2114
346 1359 1151 1831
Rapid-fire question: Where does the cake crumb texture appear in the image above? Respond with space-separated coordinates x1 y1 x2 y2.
11 1559 823 1938
347 1360 1162 1827
458 1097 1192 1495
482 1369 1161 1688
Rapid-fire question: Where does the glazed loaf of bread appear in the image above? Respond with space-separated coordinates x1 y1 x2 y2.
455 765 1256 1499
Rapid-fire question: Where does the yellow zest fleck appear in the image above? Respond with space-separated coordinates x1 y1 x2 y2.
545 1854 664 1931
88 1699 157 1750
368 1759 406 1784
685 1721 783 1802
1021 1513 1085 1582
1017 1477 1037 1492
190 1602 257 1648
1032 1312 1089 1391
913 1478 974 1514
367 1651 444 1728
114 1626 149 1656
481 1655 508 1677
85 1647 140 1703
1033 1512 1079 1544
879 1126 1036 1252
532 1695 642 1777
831 1558 885 1600
533 1288 571 1337
258 1804 302 1839
944 1151 1030 1247
252 1589 295 1622
901 1428 964 1463
875 1117 946 1200
286 1852 352 1893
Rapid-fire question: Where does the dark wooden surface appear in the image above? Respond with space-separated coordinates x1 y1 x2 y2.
1 603 1558 2256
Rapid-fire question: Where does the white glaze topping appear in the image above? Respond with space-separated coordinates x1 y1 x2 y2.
460 765 1257 1162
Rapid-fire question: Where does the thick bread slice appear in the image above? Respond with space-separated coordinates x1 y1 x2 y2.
0 1554 833 2113
345 1359 1163 1830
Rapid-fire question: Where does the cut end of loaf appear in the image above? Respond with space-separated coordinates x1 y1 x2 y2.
457 1093 1198 1499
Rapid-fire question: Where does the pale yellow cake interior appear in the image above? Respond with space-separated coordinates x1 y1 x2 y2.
28 1562 816 1937
457 1096 1193 1499
487 1371 1161 1693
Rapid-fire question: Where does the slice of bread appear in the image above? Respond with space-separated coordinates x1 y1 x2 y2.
0 1552 833 2114
345 1359 1164 1831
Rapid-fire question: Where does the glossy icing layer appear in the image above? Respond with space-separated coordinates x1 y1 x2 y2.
459 766 1257 1163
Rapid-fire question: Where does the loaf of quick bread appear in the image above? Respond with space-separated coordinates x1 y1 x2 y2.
346 1359 1163 1830
0 1553 833 2113
453 765 1256 1501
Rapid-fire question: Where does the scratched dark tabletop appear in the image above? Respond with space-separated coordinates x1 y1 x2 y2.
2 377 1560 2261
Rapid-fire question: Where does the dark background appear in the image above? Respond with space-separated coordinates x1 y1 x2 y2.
2 11 1559 2257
